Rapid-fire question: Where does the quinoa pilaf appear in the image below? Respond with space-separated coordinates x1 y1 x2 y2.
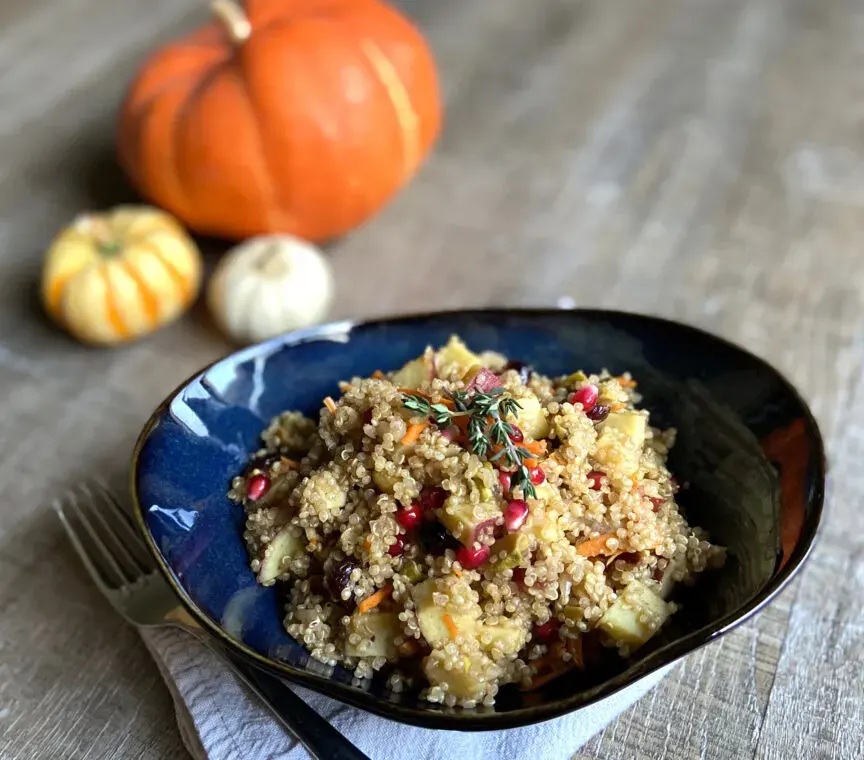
231 336 725 707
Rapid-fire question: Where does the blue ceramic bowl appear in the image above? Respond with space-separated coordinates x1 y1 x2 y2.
131 309 825 730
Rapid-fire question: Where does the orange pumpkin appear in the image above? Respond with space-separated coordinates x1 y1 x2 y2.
117 0 441 242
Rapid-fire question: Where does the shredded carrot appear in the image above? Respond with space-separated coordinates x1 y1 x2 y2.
575 532 619 557
524 458 539 468
452 567 463 578
358 584 392 614
522 440 547 457
323 396 337 414
442 613 459 639
372 370 384 379
610 402 626 412
278 457 300 469
401 422 428 445
338 381 352 392
616 376 638 388
363 538 372 551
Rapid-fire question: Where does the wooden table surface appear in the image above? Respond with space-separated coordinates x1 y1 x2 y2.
0 0 860 757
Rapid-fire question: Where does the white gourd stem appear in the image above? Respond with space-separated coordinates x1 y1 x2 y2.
89 216 121 257
211 0 251 45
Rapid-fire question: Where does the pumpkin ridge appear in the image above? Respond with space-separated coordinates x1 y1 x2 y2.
234 65 289 231
119 258 161 326
100 264 131 340
143 239 193 303
171 59 233 216
127 57 229 125
358 38 420 182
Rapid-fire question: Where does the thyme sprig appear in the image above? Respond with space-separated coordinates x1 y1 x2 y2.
402 387 538 499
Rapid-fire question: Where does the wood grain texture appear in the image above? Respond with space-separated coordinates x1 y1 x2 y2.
0 0 858 757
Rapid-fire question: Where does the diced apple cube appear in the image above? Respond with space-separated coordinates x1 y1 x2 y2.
436 336 482 377
598 580 672 649
412 580 479 647
479 619 529 655
490 532 533 571
345 612 401 658
392 352 434 388
440 493 501 547
423 650 495 701
509 393 550 440
258 526 305 584
597 411 647 475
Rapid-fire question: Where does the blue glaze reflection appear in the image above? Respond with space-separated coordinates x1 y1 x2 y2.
149 503 198 532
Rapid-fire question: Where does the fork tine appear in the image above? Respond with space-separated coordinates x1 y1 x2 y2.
75 484 148 583
84 481 155 574
54 488 129 589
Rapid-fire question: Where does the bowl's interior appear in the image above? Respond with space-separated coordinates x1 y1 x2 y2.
133 310 823 728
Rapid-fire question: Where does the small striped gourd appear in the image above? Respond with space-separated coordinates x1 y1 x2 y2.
116 0 441 243
41 206 202 345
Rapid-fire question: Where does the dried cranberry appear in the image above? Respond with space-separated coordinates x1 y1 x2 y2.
504 361 534 385
418 487 447 513
246 474 271 501
568 384 598 411
533 619 559 642
362 409 373 424
504 500 529 532
388 535 405 557
587 471 604 490
512 567 527 587
529 466 546 485
586 404 610 422
325 558 358 598
456 544 490 570
396 504 422 531
508 425 524 443
419 521 453 554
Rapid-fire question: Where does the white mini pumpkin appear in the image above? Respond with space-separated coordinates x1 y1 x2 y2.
207 235 334 344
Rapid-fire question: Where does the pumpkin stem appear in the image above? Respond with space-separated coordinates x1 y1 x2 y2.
211 0 251 45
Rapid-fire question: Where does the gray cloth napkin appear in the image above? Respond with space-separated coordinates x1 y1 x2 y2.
141 627 671 760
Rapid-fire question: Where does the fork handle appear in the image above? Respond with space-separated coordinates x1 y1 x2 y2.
219 647 372 760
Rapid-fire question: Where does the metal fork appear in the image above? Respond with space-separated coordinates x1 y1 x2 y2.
54 480 370 760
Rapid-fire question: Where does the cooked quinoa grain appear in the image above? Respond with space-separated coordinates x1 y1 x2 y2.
234 336 724 706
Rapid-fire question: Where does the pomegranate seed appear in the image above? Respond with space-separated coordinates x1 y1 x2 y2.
246 474 270 501
512 567 527 586
509 425 524 443
499 470 512 495
529 466 546 485
456 544 490 570
396 505 422 530
587 471 604 490
568 384 599 411
533 619 559 642
504 500 529 532
388 534 405 557
587 404 610 422
419 487 447 513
